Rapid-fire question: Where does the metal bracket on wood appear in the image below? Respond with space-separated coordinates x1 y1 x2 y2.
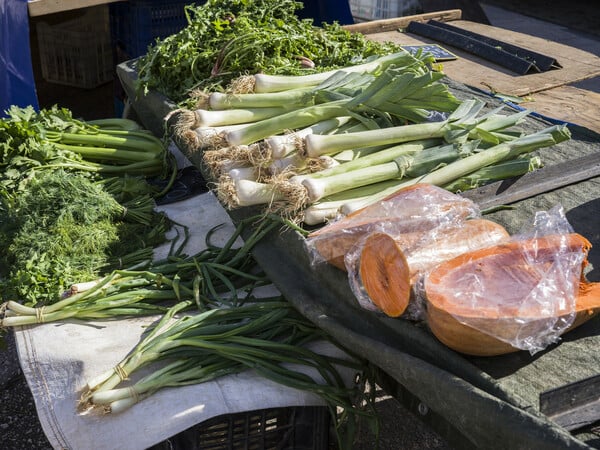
539 374 600 431
407 19 561 74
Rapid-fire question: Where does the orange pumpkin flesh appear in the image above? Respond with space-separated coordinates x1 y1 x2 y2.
359 232 411 317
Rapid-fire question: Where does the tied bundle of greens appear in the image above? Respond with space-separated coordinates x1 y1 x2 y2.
0 105 175 306
0 105 170 180
136 0 402 104
0 214 278 324
0 169 171 306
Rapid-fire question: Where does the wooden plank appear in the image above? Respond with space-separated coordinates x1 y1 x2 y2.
28 0 122 16
343 9 462 34
460 151 600 210
363 20 600 97
520 85 600 134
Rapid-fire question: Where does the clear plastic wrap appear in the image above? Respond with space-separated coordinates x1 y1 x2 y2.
345 218 509 318
304 183 481 271
423 205 593 355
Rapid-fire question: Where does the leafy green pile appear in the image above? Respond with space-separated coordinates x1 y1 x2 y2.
0 106 173 306
136 0 402 103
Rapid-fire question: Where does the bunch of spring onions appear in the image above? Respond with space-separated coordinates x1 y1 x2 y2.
78 299 373 447
169 56 570 224
0 215 279 326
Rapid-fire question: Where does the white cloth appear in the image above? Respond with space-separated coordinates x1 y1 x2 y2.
14 193 349 450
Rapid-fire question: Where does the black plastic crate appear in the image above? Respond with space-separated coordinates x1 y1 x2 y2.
148 406 330 450
109 0 192 60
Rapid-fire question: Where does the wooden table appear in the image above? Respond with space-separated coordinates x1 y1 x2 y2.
346 10 600 133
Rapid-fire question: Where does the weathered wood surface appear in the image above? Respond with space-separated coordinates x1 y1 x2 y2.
366 21 600 95
520 85 600 134
344 9 462 34
360 18 600 132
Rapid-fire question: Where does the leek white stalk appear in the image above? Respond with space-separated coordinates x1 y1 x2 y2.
303 202 344 225
208 88 314 110
302 179 405 225
300 140 470 202
302 162 400 202
234 179 286 206
306 139 441 180
252 50 420 93
191 124 246 150
305 121 447 157
229 166 258 182
265 116 354 159
304 99 530 157
195 106 290 127
225 101 350 146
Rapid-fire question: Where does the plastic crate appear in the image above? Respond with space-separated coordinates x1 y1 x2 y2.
148 406 330 450
349 0 421 22
36 6 113 89
109 0 194 61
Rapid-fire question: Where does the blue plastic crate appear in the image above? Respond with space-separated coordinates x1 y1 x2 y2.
110 0 192 60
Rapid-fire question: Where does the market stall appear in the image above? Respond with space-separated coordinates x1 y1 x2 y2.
113 9 600 449
3 3 600 449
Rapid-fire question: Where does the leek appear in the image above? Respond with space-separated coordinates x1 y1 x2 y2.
444 156 543 192
303 99 519 157
341 124 571 214
252 50 429 92
301 141 476 202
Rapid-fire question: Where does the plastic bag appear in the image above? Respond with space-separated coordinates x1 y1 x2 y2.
345 217 509 318
423 205 590 355
304 183 480 271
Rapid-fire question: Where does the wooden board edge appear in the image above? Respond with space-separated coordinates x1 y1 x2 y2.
343 9 462 34
28 0 122 17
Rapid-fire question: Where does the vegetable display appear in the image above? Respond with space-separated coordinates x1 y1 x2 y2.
1 213 377 447
136 0 403 104
168 55 570 225
0 106 174 306
3 1 594 446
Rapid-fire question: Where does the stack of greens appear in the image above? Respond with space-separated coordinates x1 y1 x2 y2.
0 105 174 306
136 0 403 104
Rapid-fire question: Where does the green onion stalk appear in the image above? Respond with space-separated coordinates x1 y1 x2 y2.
78 300 376 449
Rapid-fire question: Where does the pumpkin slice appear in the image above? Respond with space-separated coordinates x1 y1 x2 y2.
359 232 411 317
424 233 600 356
355 219 509 317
